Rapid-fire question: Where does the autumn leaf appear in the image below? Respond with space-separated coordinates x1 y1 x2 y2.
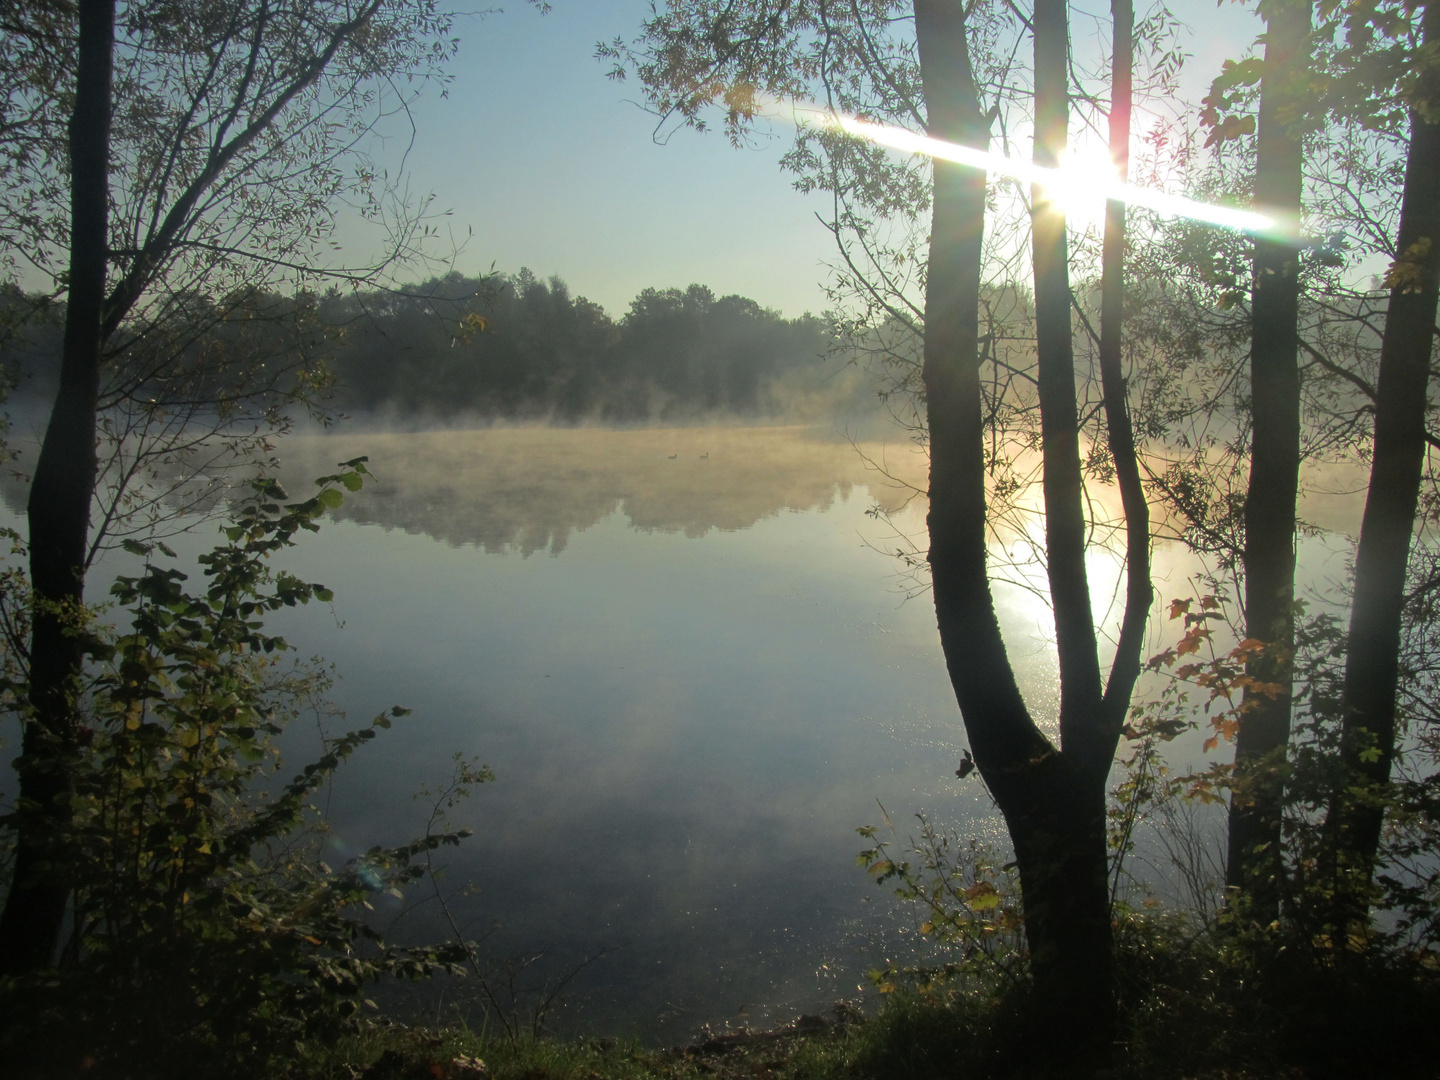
965 881 1001 910
1176 626 1211 657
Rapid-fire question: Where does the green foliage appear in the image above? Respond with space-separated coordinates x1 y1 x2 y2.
856 813 1026 994
310 271 838 423
0 459 480 1078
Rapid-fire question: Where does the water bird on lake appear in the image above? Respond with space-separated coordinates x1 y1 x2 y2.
699 452 709 459
668 454 678 459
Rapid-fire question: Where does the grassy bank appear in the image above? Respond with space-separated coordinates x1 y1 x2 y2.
275 921 1440 1080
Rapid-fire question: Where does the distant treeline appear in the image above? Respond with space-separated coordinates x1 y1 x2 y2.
320 271 839 421
2 273 858 423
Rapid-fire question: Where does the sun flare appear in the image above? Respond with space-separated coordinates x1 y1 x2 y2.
798 106 1278 236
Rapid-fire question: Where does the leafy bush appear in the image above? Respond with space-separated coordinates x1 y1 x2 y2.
856 813 1026 994
0 460 476 1078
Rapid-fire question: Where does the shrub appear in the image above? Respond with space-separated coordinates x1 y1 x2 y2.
0 460 475 1078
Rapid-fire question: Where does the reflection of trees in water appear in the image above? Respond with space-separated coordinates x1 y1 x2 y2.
276 426 928 556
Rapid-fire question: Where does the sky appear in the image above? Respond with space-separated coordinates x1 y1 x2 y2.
391 0 838 319
363 1 1265 321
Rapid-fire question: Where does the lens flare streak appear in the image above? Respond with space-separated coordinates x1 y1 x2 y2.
825 112 1276 235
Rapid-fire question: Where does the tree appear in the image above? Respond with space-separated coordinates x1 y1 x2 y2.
605 0 1157 1051
1157 0 1440 940
1320 0 1440 933
0 0 460 974
1223 0 1313 925
1046 3 1440 986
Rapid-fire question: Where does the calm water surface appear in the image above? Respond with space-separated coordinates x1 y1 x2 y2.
1 423 1364 1041
262 426 1014 1039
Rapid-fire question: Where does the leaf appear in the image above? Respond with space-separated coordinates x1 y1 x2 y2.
317 488 344 510
1176 626 1211 656
955 749 975 779
1169 598 1192 619
964 881 1000 910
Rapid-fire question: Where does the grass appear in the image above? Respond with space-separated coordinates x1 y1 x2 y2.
7 914 1439 1079
282 915 1440 1080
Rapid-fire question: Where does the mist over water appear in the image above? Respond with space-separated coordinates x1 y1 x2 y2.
274 425 930 555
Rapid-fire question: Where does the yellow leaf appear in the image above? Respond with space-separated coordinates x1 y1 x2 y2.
965 881 1001 910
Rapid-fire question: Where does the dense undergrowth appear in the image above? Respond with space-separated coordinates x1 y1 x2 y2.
293 920 1439 1080
7 912 1437 1078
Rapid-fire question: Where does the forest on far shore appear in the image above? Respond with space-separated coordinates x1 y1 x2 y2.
0 271 867 425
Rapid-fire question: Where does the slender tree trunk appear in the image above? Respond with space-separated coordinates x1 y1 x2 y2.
1032 0 1104 752
1327 1 1440 932
0 0 115 975
1225 0 1310 924
1098 0 1150 736
916 0 1136 1058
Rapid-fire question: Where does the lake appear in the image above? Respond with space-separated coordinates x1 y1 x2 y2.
262 424 1009 1040
0 421 1361 1041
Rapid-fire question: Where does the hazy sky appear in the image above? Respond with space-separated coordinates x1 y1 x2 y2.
377 1 1263 320
396 0 836 319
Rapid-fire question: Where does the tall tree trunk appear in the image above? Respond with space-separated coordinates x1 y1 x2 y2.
1032 0 1103 756
1022 0 1113 1042
916 0 1140 1057
1099 0 1150 734
0 0 115 975
1327 1 1440 933
1225 0 1311 924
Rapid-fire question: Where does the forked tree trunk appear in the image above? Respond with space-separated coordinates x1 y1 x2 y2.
1327 1 1440 932
1226 0 1311 924
916 0 1144 1057
0 0 115 976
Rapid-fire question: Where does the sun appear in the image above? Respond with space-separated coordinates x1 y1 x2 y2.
796 104 1277 236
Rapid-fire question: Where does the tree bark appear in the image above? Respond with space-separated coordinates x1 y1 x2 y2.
0 0 115 975
1327 0 1440 931
1225 0 1311 924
